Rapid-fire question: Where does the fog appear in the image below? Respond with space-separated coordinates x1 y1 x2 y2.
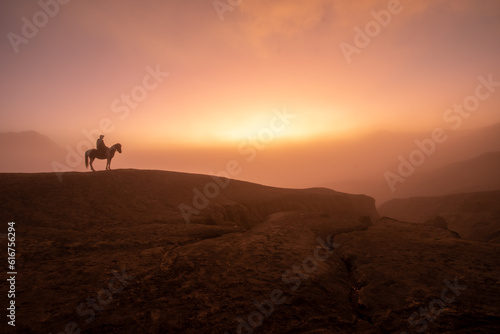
2 122 499 205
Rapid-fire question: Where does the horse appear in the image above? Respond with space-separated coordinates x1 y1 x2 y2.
85 143 122 171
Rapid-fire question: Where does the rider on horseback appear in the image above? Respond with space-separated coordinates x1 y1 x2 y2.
96 135 108 158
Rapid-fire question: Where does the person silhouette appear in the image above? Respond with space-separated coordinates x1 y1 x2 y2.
96 135 107 157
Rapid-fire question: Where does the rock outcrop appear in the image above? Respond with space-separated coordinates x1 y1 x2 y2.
379 190 500 243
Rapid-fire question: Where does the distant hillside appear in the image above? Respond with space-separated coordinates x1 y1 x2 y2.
387 151 500 199
379 190 500 243
0 130 65 172
333 150 500 205
326 123 500 203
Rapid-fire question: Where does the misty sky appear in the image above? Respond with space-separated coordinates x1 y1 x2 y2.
1 0 499 143
1 0 500 189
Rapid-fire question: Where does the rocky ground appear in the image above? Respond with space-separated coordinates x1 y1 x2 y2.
0 170 498 333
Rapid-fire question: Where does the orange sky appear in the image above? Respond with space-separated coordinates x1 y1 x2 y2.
1 0 500 185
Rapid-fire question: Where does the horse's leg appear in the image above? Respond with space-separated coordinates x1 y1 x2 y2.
107 158 111 170
90 157 96 171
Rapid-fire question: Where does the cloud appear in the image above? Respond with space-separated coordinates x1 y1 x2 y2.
232 0 443 56
237 0 330 55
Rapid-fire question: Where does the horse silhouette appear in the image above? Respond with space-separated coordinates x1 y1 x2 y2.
85 143 122 171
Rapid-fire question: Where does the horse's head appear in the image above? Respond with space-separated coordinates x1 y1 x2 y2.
115 143 122 153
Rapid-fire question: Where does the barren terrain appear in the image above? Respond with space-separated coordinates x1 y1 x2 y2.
0 170 498 333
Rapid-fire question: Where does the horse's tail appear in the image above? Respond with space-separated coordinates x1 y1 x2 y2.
85 151 89 169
